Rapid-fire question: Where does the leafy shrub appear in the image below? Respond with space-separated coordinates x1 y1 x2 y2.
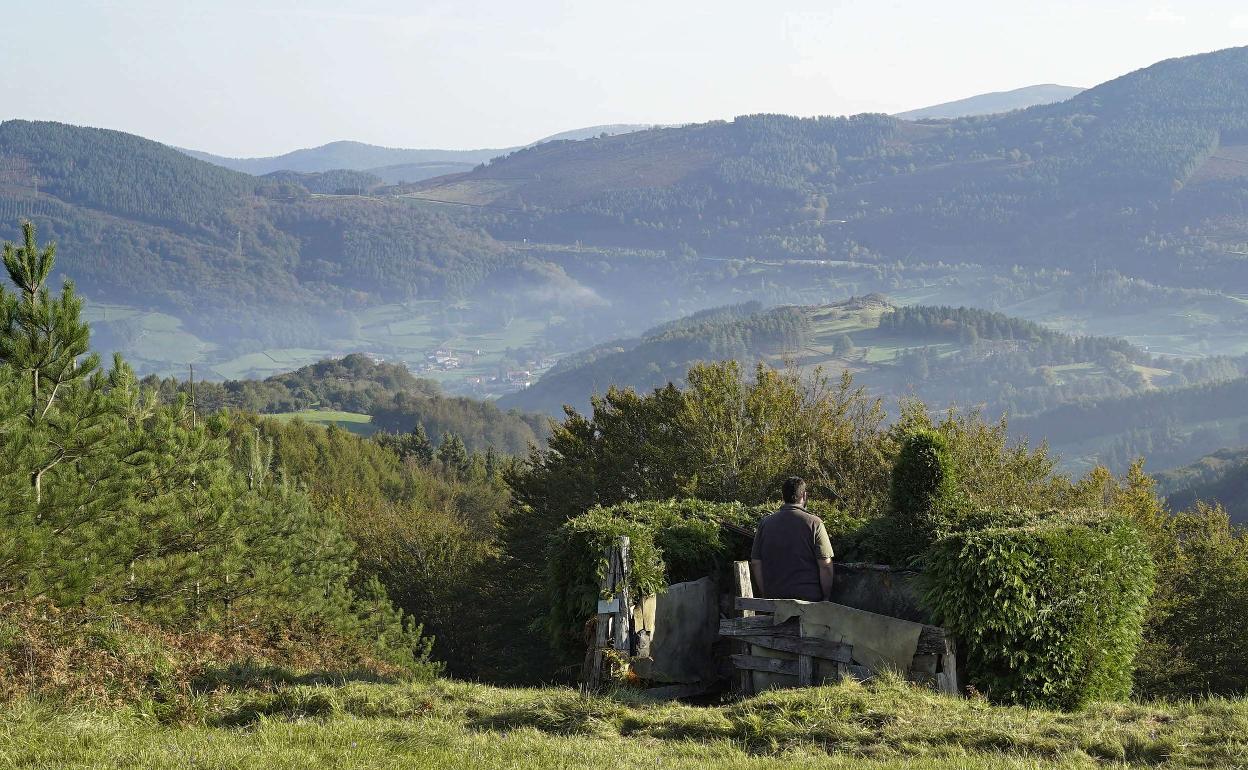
0 600 438 719
1134 502 1248 698
884 429 963 561
924 513 1155 709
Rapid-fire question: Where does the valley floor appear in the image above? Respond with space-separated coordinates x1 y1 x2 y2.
6 677 1247 769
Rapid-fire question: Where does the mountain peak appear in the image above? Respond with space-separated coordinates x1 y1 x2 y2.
896 84 1085 120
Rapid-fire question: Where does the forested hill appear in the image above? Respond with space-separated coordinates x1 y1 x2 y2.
499 297 1230 421
181 125 658 175
0 119 509 346
1157 447 1248 523
144 353 549 455
412 46 1248 292
1012 374 1248 475
894 84 1084 119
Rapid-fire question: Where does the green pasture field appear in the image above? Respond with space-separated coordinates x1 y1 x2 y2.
268 410 376 436
209 349 334 381
83 302 217 372
6 677 1248 769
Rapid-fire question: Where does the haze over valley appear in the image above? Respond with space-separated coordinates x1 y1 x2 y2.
4 48 1248 484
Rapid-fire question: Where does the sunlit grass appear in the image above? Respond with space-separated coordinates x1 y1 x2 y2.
6 676 1248 769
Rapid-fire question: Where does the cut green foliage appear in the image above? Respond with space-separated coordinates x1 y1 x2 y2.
884 429 964 562
925 514 1155 709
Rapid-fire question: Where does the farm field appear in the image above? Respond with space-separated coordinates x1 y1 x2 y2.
888 275 1248 358
7 678 1248 769
269 410 376 435
84 298 558 395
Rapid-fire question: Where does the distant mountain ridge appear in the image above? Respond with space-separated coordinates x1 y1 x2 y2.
895 84 1085 119
408 46 1248 294
181 124 661 177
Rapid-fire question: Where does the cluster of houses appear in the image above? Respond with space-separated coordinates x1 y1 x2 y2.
461 369 533 394
421 348 481 372
409 346 561 396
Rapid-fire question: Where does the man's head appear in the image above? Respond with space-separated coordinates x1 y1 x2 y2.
782 476 807 506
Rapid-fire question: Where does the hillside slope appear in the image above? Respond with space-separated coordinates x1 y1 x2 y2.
1157 446 1248 522
183 140 506 175
411 46 1248 293
149 353 549 454
0 120 508 343
182 125 658 175
895 84 1084 119
500 296 1206 421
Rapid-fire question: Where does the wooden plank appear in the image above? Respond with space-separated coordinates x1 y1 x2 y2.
729 633 852 663
734 561 755 617
583 542 620 694
797 654 814 686
719 616 797 636
732 560 756 696
730 654 798 676
797 621 813 686
917 625 953 655
737 597 954 655
735 596 784 614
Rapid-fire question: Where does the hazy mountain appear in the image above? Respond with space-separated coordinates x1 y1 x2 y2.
181 140 504 175
895 84 1084 119
5 47 1248 394
0 119 508 344
366 161 478 185
410 46 1248 294
1158 446 1248 522
499 296 1189 419
181 124 659 176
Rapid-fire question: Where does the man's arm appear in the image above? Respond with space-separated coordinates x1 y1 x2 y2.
814 522 835 601
818 558 835 602
749 559 765 598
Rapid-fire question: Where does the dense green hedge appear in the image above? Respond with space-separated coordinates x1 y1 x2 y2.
924 512 1155 710
886 429 964 563
545 499 863 660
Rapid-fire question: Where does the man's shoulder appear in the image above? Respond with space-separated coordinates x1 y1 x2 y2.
768 505 824 527
794 508 825 526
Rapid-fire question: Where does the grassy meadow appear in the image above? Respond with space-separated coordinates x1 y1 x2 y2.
83 298 559 390
8 677 1248 769
268 409 376 435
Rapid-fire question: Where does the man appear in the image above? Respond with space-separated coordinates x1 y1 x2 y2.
750 476 835 602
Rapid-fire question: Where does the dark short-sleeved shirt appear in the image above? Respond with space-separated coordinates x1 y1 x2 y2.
750 504 835 601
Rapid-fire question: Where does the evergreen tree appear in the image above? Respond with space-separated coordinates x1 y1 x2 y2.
0 221 435 673
436 431 471 478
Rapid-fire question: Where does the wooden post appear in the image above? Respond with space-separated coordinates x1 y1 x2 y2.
938 638 959 696
612 537 631 655
584 543 617 694
583 536 631 694
797 620 814 687
733 561 755 695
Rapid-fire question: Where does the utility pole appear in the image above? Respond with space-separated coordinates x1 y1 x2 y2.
189 363 196 427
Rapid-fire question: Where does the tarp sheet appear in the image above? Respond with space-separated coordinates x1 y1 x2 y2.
751 600 925 690
630 577 718 683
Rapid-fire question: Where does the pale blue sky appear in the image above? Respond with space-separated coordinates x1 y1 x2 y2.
3 1 1246 156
